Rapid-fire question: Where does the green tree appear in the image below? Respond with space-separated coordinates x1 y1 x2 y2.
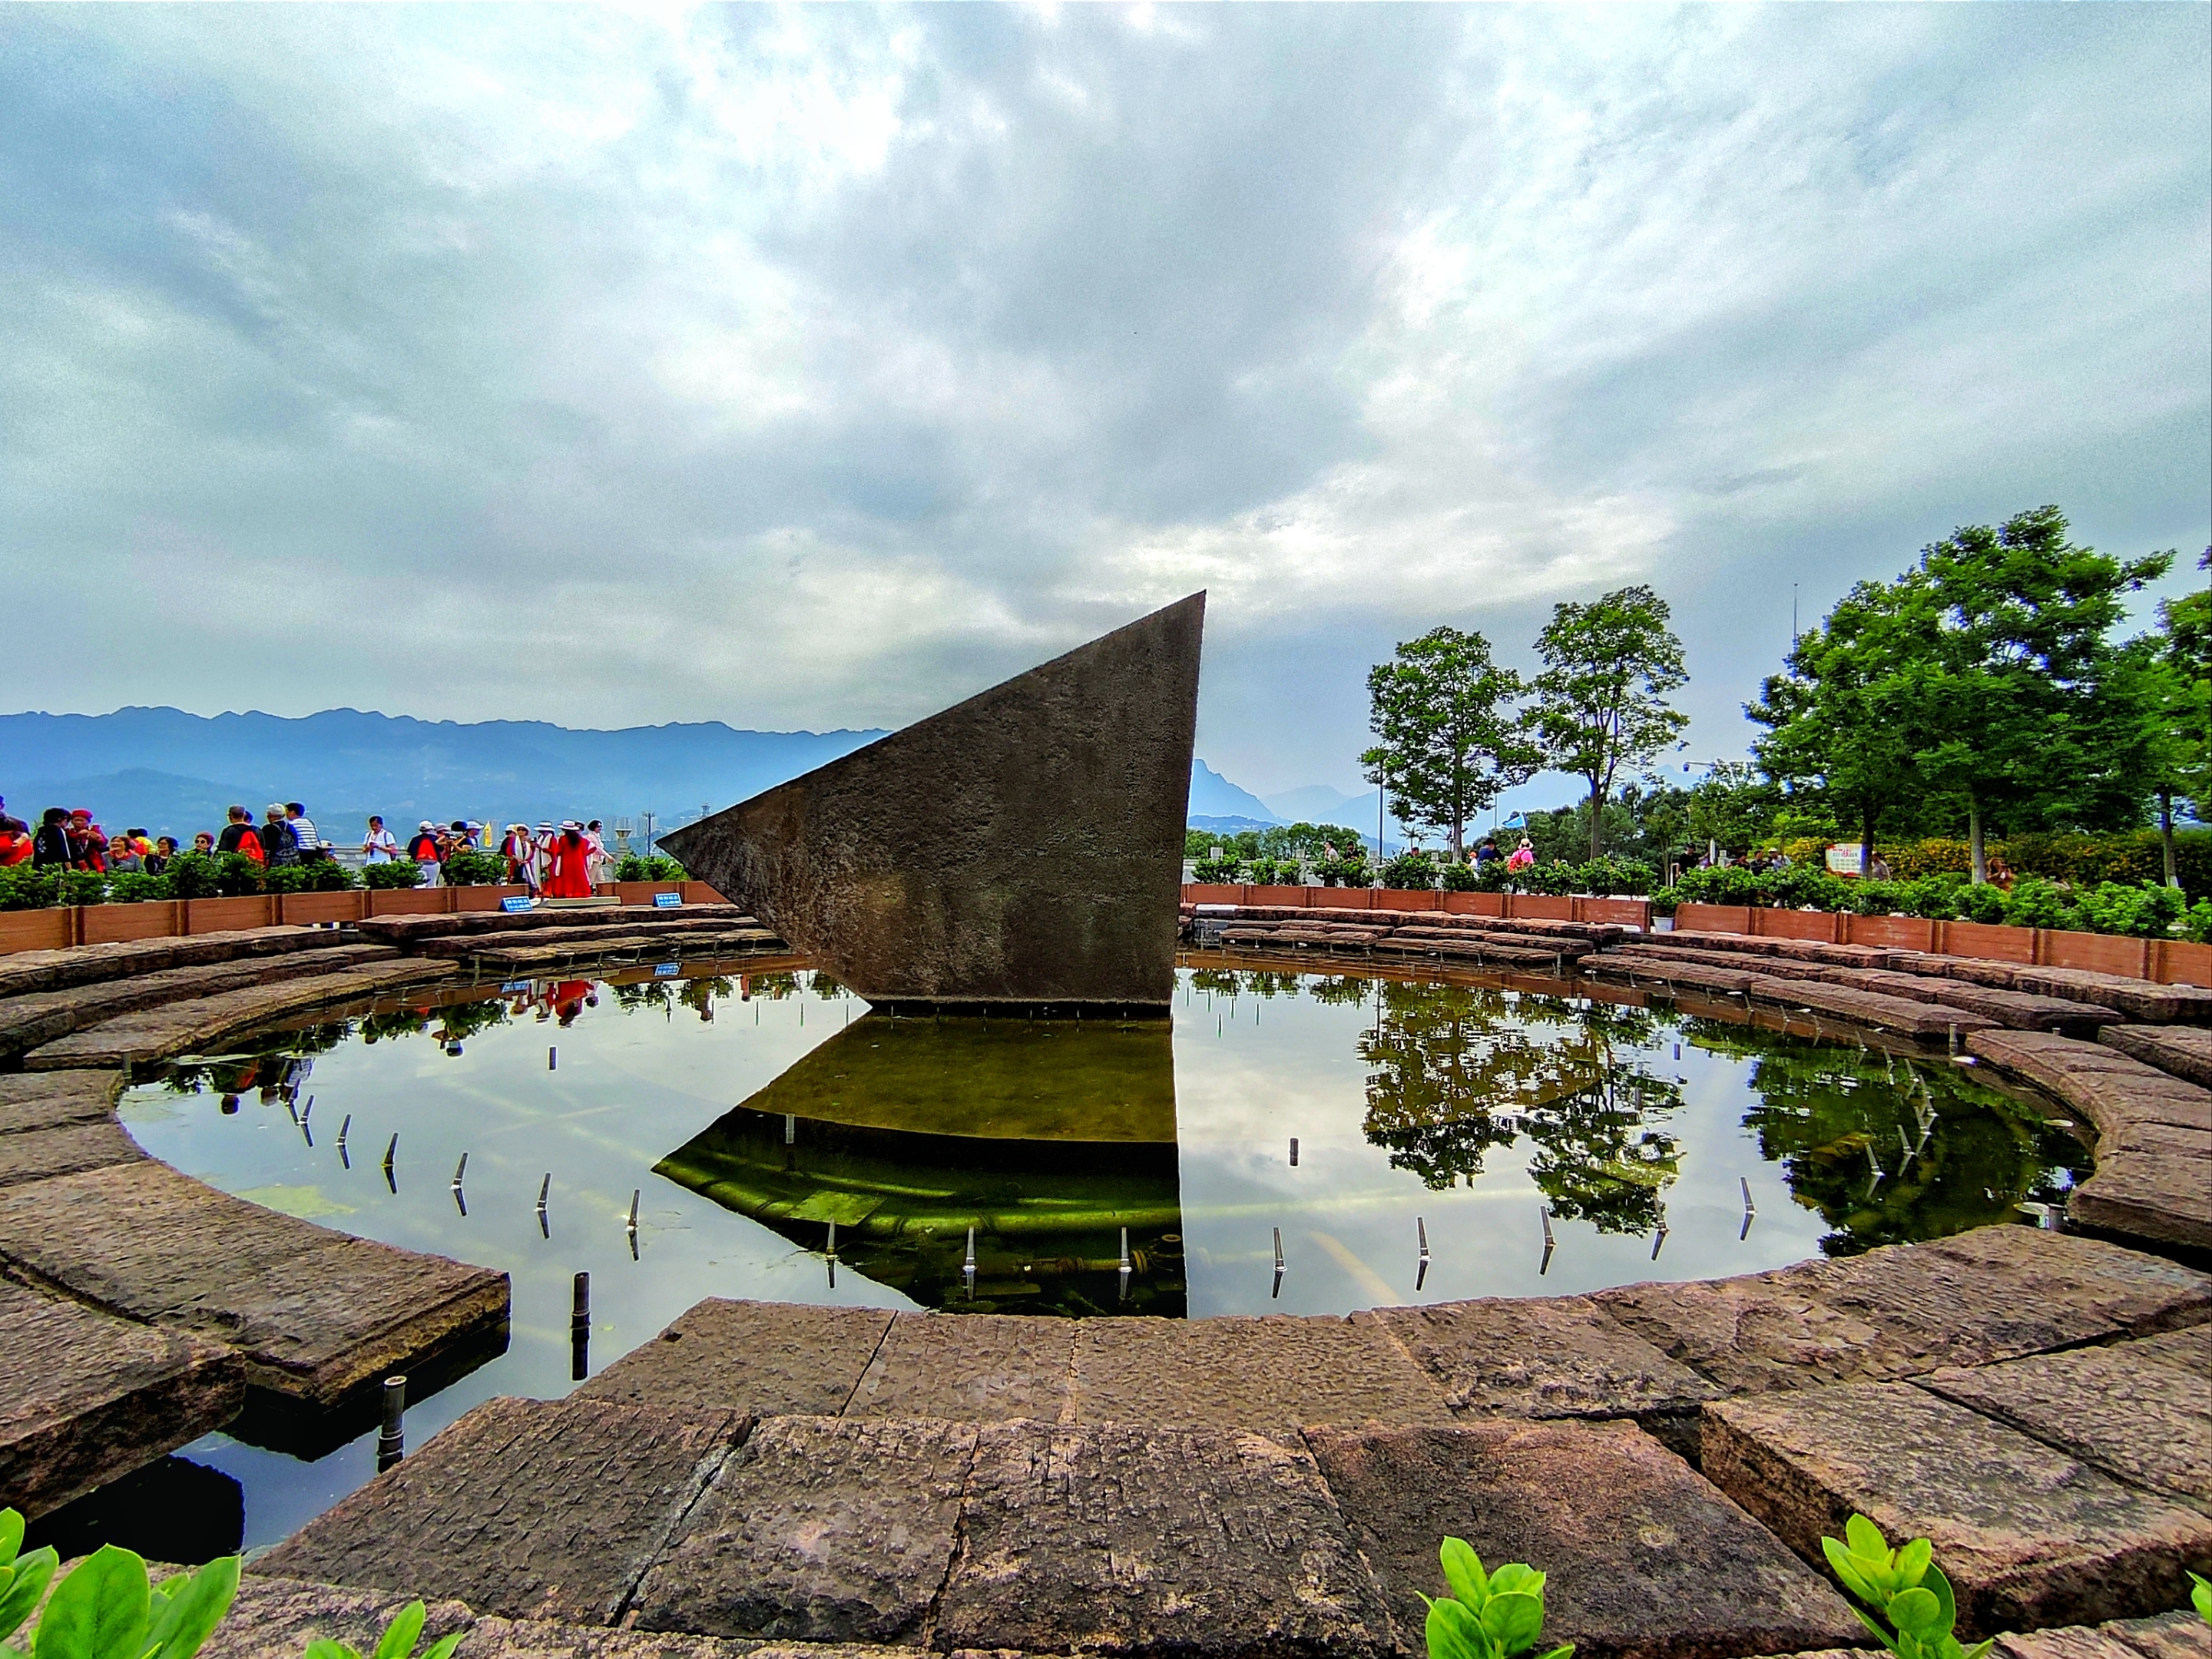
1527 586 1690 860
1361 627 1538 859
1750 574 1942 876
2146 549 2212 884
1916 507 2171 879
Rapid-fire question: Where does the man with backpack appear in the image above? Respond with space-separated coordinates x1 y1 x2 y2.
216 806 265 863
407 820 444 886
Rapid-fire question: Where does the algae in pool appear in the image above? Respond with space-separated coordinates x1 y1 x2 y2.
104 959 2084 1553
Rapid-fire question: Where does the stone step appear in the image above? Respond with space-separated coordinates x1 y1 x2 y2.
1608 946 2116 1034
0 944 398 1059
1703 1379 2212 1637
0 1069 125 1136
1929 959 2212 1025
1965 1030 2212 1254
0 1158 508 1405
413 924 780 959
257 1397 1867 1659
1592 1225 2212 1396
21 959 460 1070
1746 975 1998 1040
2102 1025 2212 1091
0 926 347 1000
0 1276 243 1519
462 931 786 972
1917 1325 2212 1514
353 906 753 944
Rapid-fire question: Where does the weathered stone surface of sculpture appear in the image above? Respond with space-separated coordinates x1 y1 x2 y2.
660 592 1203 1014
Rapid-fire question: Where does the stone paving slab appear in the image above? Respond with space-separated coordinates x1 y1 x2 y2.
0 1069 123 1134
0 945 398 1058
1747 976 1996 1040
1964 1033 2212 1250
845 1313 1076 1422
0 1117 144 1188
0 926 339 998
2085 1612 2212 1659
1587 955 1757 996
577 1300 895 1419
353 906 752 944
1701 1381 2212 1637
1358 1296 1720 1422
1968 1032 2212 1134
0 1159 510 1403
1959 967 2212 1027
935 1419 1394 1659
2102 1026 2212 1091
0 1276 244 1518
22 959 462 1069
1068 1313 1455 1435
1917 1326 2212 1512
1592 1227 2212 1395
257 1395 745 1624
632 1414 976 1644
1306 1419 1863 1659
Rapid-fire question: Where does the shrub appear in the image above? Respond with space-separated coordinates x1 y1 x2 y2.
165 852 224 900
1441 861 1482 892
304 857 359 892
1954 882 2008 926
1883 839 1973 882
213 852 264 897
442 849 509 887
2071 879 2184 939
360 859 424 890
0 866 62 911
260 864 311 894
1516 860 1581 896
613 854 687 883
2183 900 2212 945
1996 876 2067 930
1420 1537 1571 1659
1649 885 1681 916
1192 856 1243 884
57 870 108 907
1822 1512 1990 1659
1381 851 1439 890
106 872 174 904
5 1528 236 1659
1844 879 1906 916
1574 856 1654 896
1316 853 1369 887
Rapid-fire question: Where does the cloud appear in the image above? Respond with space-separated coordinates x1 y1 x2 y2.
0 4 2203 799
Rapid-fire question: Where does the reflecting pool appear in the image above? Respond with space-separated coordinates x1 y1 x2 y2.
101 955 2085 1555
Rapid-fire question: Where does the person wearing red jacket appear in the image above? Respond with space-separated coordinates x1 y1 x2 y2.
542 823 594 899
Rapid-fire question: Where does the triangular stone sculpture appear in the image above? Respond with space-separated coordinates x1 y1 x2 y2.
661 592 1204 1015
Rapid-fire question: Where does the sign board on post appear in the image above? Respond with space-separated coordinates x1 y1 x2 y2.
654 891 682 908
501 896 535 913
1825 844 1865 877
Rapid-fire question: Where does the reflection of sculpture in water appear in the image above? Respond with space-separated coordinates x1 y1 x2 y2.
1356 979 1684 1233
1698 1022 2087 1257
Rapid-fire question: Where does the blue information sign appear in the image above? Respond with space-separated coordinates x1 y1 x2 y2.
501 896 535 913
654 891 682 908
654 961 681 977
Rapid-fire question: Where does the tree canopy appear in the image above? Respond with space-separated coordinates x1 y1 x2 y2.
1527 585 1690 860
1360 625 1537 858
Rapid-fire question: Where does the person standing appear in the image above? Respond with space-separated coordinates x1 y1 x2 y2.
106 833 143 873
362 816 397 863
217 807 266 863
262 805 301 868
65 810 106 871
286 803 320 856
584 819 612 889
146 836 177 876
543 823 593 899
0 797 26 839
406 821 443 886
32 808 72 866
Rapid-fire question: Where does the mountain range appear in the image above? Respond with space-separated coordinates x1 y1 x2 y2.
1 707 1313 843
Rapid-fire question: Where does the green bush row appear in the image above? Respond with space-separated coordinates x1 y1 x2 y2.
1652 864 2207 941
0 854 430 909
614 854 687 883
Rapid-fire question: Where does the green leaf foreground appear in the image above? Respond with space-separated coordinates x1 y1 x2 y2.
1821 1513 1991 1659
0 1509 459 1659
1421 1537 1573 1659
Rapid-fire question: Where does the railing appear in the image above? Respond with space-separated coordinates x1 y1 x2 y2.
1180 883 1653 929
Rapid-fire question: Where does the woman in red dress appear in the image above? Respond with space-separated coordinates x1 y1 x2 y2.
543 823 594 899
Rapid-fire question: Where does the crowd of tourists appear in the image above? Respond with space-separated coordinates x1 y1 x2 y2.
0 792 620 897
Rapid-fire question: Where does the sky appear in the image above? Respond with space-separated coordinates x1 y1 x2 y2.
2 4 2207 814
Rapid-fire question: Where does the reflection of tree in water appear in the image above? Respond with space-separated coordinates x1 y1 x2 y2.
681 976 735 1022
1356 981 1684 1231
1694 1021 2088 1257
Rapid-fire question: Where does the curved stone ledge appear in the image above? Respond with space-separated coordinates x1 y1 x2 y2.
257 1222 2212 1656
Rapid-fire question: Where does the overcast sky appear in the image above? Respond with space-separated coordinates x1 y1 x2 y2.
2 4 2206 810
